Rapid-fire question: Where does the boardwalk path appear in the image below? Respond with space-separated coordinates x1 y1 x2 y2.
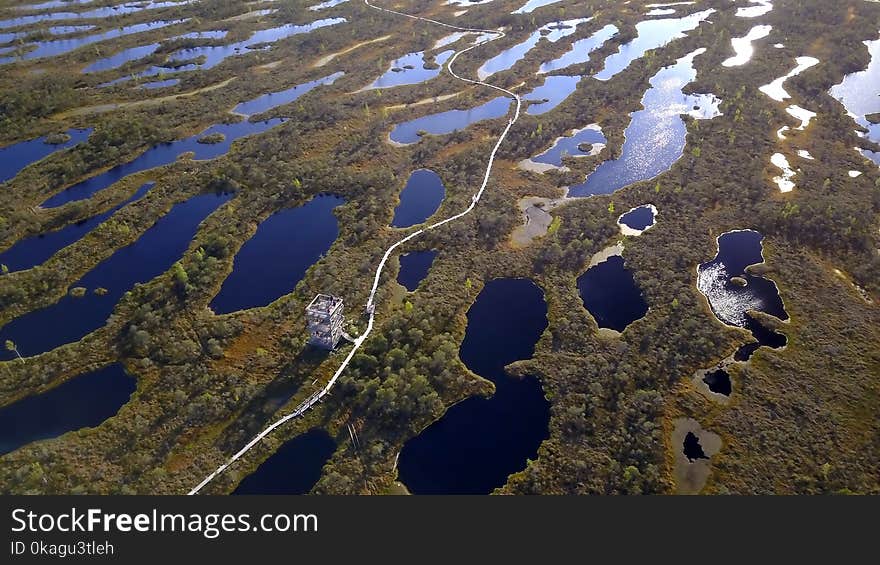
189 0 523 495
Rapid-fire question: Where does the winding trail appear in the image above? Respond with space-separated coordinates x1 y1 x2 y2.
189 0 522 495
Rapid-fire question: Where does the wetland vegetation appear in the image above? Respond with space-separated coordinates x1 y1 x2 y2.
0 0 877 497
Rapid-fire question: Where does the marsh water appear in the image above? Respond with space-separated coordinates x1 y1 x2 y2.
511 0 564 14
697 230 788 355
524 75 581 116
391 169 446 228
0 182 154 273
210 194 344 314
84 42 164 73
683 431 709 461
310 0 351 10
365 50 453 90
0 363 135 455
702 368 732 396
0 20 184 64
577 255 648 332
569 49 721 197
233 429 336 494
0 128 91 184
0 192 231 360
531 126 605 167
397 250 437 291
41 72 342 208
830 37 880 165
389 96 513 144
0 1 192 30
83 31 228 73
235 71 343 115
397 278 549 494
594 9 713 80
538 23 618 74
477 18 589 79
104 19 344 84
618 204 656 231
697 230 787 326
734 313 787 361
164 19 344 71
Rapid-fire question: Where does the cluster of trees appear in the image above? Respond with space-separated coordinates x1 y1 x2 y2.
314 293 487 494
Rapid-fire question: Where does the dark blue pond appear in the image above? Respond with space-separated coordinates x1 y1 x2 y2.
389 96 513 145
734 312 787 361
594 9 713 80
398 278 549 494
365 50 453 90
577 254 648 332
702 368 731 396
0 128 91 184
210 194 344 314
0 192 231 360
391 169 446 228
618 204 656 231
683 432 708 461
0 363 136 456
524 75 581 116
0 182 153 273
0 20 183 64
41 72 341 208
697 230 788 325
397 250 436 291
570 49 720 197
531 126 605 167
233 429 336 495
538 23 618 74
697 230 788 356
